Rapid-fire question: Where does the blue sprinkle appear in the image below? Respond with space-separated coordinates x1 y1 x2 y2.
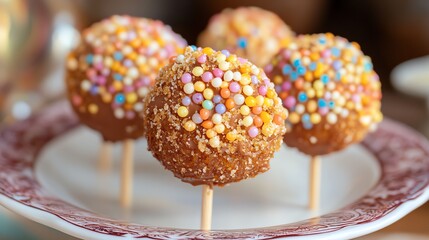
321 74 330 84
335 72 341 81
297 66 306 75
293 59 301 67
90 86 98 95
303 122 313 130
298 92 308 102
364 62 373 72
221 50 230 57
290 72 298 81
319 36 326 44
115 93 125 104
113 73 123 81
85 54 94 64
237 37 247 48
309 62 317 71
329 101 335 109
282 64 292 75
113 52 123 61
331 47 340 57
302 113 310 122
190 45 197 51
318 99 327 108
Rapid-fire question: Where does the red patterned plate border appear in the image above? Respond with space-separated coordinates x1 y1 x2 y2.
0 101 428 240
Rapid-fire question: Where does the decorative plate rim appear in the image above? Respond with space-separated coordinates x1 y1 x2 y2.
0 101 428 240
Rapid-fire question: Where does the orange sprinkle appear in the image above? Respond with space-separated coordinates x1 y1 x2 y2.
253 116 263 127
294 79 304 89
220 88 231 99
273 114 283 125
225 99 235 109
202 120 213 129
200 109 210 120
252 106 262 115
279 92 288 99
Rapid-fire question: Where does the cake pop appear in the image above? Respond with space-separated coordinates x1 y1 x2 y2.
145 46 288 230
65 15 187 207
197 7 295 67
265 33 383 210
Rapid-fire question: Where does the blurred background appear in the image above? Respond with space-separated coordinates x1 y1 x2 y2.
0 0 428 239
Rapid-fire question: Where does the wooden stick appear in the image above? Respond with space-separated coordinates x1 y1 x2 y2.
200 184 213 231
309 155 321 211
120 139 134 208
98 142 112 173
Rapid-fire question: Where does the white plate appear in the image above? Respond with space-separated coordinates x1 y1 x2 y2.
0 101 428 240
391 55 429 98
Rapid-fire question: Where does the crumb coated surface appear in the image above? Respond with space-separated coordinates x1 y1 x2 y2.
66 15 186 142
198 7 295 67
145 46 288 186
265 33 383 156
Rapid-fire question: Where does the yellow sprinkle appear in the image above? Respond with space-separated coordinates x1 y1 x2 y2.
126 93 138 103
177 106 189 117
88 104 98 114
243 85 254 96
226 132 237 142
102 94 112 103
216 54 226 62
310 113 321 124
203 47 214 55
260 111 272 123
245 96 256 107
113 81 123 91
242 116 253 127
304 72 313 81
239 74 251 85
206 129 217 139
192 66 204 76
306 89 316 98
194 81 206 92
221 81 229 88
266 89 276 99
289 112 300 124
240 105 250 115
307 100 317 113
203 88 214 100
214 124 225 133
255 95 264 106
227 55 237 62
274 75 283 85
313 80 324 90
183 121 196 131
209 136 220 148
262 123 274 137
264 98 274 107
219 61 230 71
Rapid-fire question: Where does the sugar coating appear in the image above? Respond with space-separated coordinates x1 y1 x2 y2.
198 7 295 67
66 15 186 141
145 46 288 186
265 33 383 156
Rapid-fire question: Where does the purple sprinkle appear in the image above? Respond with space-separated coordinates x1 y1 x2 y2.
213 95 222 103
182 96 191 106
221 50 230 57
181 73 192 83
202 72 213 82
283 96 296 109
192 93 203 104
248 126 259 138
215 104 226 114
229 82 241 93
332 60 342 70
251 75 259 84
192 113 203 124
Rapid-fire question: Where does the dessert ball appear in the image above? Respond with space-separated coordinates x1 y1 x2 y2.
66 15 187 142
197 7 294 67
265 33 382 156
145 46 288 186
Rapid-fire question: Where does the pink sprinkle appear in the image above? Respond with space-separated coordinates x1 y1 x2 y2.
321 49 331 58
258 85 268 95
282 49 291 59
264 64 273 73
319 107 329 116
212 68 224 78
86 69 97 79
283 96 296 109
282 81 291 91
237 57 247 64
197 54 207 63
324 92 332 100
352 94 361 103
94 62 103 70
248 126 259 138
97 76 106 85
202 72 213 82
229 82 241 93
126 111 135 119
181 73 192 83
72 95 82 106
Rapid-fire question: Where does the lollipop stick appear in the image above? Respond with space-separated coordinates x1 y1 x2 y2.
201 184 213 231
309 155 321 210
98 142 112 172
120 139 134 208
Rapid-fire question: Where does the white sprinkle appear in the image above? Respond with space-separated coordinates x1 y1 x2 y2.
114 108 125 119
295 104 305 114
223 70 233 81
327 112 338 124
309 136 318 144
80 80 91 91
